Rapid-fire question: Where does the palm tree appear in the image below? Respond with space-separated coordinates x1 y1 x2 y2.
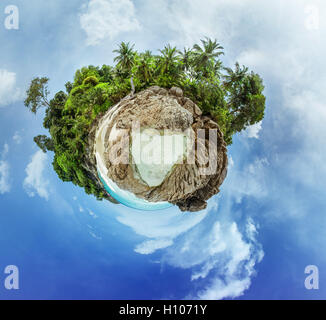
143 50 153 59
178 47 194 71
212 60 224 79
113 42 136 73
192 38 224 71
114 65 126 79
158 44 180 75
136 51 155 84
223 62 250 114
223 62 248 90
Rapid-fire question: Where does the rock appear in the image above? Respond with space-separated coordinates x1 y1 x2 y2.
176 197 207 212
169 86 183 97
148 86 161 93
158 88 168 95
193 104 203 116
207 119 218 128
183 99 196 114
93 86 228 212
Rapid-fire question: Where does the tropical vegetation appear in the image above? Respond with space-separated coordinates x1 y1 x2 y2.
24 38 266 201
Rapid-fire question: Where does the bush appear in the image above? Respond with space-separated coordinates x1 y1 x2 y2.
83 76 99 86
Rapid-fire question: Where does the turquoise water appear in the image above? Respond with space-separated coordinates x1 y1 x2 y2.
98 172 173 211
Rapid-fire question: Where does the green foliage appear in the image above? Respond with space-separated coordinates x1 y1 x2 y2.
24 77 50 113
83 76 99 86
25 38 266 201
223 63 266 141
34 135 54 153
192 38 224 78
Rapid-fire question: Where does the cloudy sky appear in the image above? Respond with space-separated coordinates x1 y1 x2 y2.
0 0 326 299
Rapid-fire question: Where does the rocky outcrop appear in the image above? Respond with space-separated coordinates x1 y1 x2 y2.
93 86 228 212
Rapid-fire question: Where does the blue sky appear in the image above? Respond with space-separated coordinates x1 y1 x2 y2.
0 0 326 299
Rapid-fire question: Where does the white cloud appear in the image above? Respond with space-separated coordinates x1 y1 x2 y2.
0 144 10 194
116 205 208 240
159 216 263 300
89 231 102 239
87 208 98 218
242 121 262 139
198 278 251 300
12 132 22 144
0 69 22 106
228 155 234 169
1 143 9 158
135 238 173 255
0 160 10 194
115 198 263 300
80 0 141 46
194 219 263 300
227 157 269 204
23 150 50 200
